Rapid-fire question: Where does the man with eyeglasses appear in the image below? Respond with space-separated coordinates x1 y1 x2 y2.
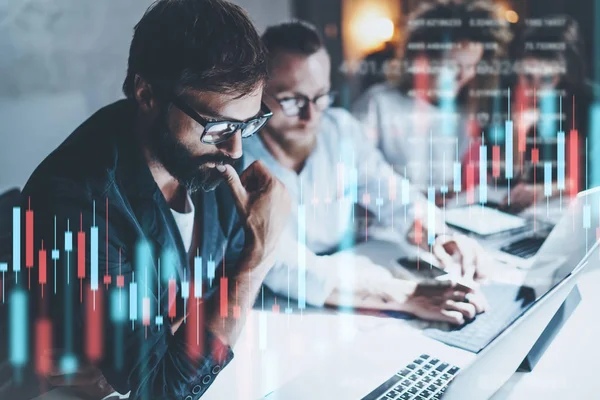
243 21 490 325
2 1 290 399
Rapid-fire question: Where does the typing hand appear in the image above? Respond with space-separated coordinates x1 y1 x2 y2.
219 161 291 266
432 234 489 282
434 191 456 207
404 280 488 325
500 182 544 213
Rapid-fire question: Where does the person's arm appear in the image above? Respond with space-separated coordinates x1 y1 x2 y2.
345 110 490 281
207 246 275 347
23 190 232 399
500 180 573 213
264 232 411 308
262 221 486 324
341 110 441 242
262 225 361 307
325 274 486 325
215 161 290 341
24 160 289 400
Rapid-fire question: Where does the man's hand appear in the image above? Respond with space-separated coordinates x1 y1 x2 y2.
432 234 490 281
325 264 487 325
327 276 487 325
218 161 291 266
500 182 544 213
403 280 488 325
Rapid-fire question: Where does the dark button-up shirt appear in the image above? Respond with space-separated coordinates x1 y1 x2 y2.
0 99 245 399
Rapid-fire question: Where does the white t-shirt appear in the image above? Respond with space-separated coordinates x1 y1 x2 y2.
170 192 195 253
100 195 194 400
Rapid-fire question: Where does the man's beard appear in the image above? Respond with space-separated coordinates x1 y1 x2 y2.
148 112 240 193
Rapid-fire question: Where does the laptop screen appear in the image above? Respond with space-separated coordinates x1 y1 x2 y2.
522 187 600 301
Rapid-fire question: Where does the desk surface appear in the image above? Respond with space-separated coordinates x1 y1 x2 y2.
37 195 599 400
38 275 599 400
205 263 600 400
490 264 600 399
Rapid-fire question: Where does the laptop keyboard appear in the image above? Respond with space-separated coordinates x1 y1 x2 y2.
361 354 460 400
424 283 535 353
500 236 546 258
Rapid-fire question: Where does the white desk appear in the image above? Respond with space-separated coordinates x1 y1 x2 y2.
490 264 600 399
38 194 599 399
205 266 599 400
37 267 598 400
203 312 421 400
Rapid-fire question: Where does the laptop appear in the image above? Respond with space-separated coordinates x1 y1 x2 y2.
448 188 599 270
264 190 598 399
420 188 600 352
369 241 594 400
264 241 595 400
444 205 528 237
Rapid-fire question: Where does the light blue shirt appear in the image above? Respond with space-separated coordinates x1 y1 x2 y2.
352 83 471 190
243 108 431 306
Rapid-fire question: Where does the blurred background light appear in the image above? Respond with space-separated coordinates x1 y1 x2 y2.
505 9 519 23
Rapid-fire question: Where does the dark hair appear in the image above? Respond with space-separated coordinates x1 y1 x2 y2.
123 0 267 99
519 15 587 88
261 20 324 58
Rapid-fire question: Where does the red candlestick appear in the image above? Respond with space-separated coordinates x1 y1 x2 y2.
220 277 228 317
168 279 176 320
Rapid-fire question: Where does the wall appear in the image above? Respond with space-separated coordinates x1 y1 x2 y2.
0 0 291 191
341 0 402 64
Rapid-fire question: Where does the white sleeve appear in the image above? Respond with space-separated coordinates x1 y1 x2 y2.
263 227 339 307
341 111 443 244
263 226 392 307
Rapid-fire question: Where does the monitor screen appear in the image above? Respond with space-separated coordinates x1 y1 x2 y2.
523 187 600 300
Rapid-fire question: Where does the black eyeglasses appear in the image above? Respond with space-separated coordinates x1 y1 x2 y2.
170 96 273 145
522 73 559 88
268 91 337 117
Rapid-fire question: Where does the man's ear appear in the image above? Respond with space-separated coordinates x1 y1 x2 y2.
261 86 277 111
133 74 156 112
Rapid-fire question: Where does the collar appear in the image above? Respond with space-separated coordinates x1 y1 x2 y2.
112 100 160 201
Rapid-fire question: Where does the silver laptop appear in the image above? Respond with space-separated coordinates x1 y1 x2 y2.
265 189 598 400
440 242 594 399
264 241 595 400
450 188 600 270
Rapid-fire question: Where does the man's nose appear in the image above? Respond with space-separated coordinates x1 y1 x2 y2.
298 101 316 122
215 130 243 159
